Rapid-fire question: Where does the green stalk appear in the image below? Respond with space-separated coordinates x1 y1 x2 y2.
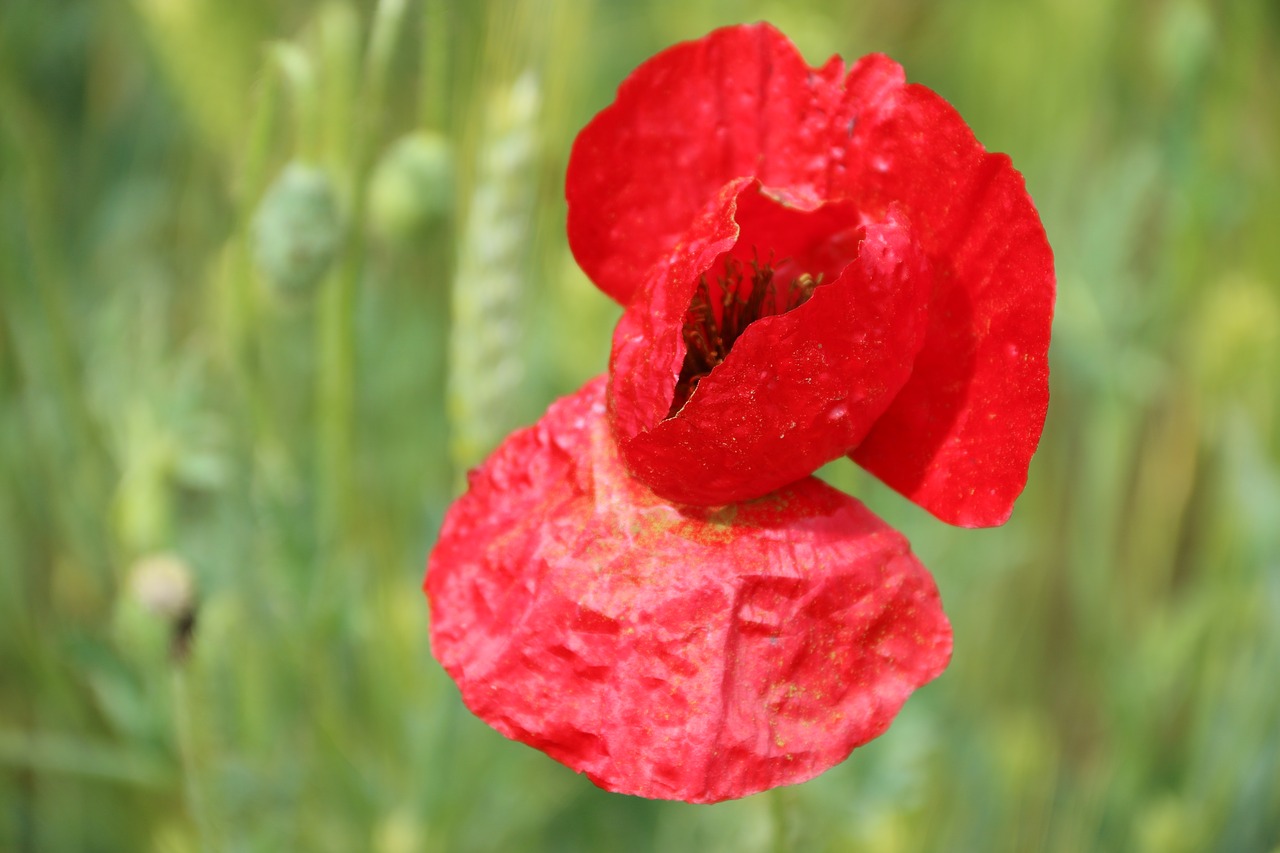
316 0 408 544
172 668 218 851
446 4 543 482
420 0 449 130
0 67 111 579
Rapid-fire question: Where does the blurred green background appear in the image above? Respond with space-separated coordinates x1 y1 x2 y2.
2 0 1278 850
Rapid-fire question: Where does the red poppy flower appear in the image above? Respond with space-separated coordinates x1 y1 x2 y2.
426 378 951 803
568 23 1055 527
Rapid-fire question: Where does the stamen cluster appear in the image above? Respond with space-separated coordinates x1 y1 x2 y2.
673 253 820 413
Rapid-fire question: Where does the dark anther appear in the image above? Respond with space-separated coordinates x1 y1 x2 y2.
669 250 824 416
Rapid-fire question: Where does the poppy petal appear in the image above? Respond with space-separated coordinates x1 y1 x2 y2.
609 181 933 506
840 61 1055 527
426 377 952 803
566 23 848 305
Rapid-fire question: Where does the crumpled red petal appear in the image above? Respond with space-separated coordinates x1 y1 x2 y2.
426 377 951 804
609 180 933 507
567 23 1054 527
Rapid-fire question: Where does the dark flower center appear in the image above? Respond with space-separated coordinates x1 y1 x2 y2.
671 252 822 415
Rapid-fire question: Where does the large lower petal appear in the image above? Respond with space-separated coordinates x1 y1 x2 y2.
426 378 951 804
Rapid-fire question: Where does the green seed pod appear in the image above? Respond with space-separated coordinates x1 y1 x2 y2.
368 131 455 242
251 162 342 300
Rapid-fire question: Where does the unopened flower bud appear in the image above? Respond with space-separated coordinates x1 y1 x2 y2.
368 132 454 242
252 162 342 299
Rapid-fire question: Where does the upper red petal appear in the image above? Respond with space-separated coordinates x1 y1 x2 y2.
567 23 849 305
426 378 952 803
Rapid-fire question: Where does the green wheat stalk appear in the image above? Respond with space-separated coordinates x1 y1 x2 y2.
447 70 541 480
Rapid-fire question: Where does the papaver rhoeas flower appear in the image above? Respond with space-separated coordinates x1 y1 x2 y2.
567 23 1055 527
427 378 951 803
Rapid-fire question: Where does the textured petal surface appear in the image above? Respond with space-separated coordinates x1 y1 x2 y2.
569 23 1054 526
609 182 933 506
426 378 952 804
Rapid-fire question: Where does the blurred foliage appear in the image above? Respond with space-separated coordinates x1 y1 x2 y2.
1 0 1278 850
